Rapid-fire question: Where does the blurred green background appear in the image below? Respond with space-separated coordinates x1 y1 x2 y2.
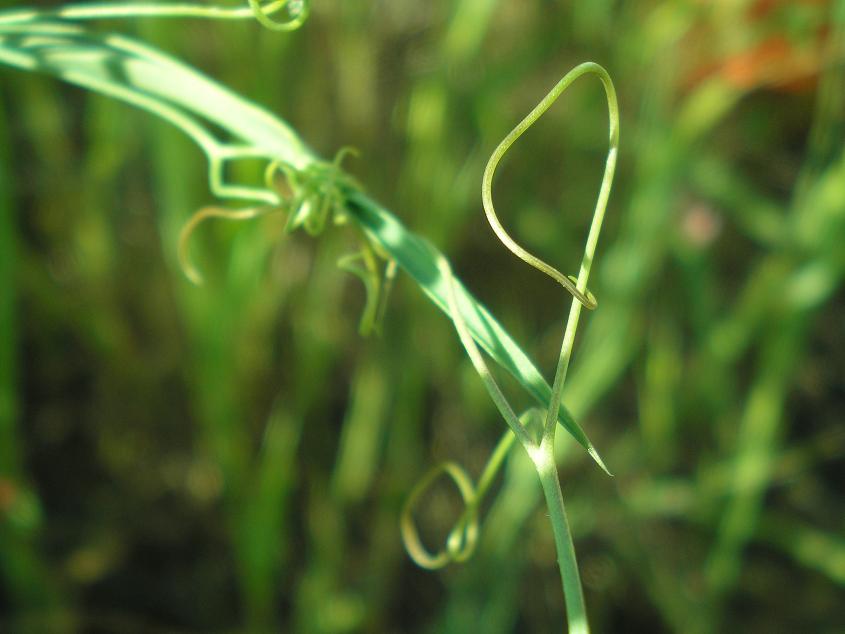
1 0 844 632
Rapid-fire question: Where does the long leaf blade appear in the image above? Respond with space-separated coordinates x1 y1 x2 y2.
0 20 609 473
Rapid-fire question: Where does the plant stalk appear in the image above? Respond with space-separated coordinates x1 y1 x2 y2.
534 441 589 634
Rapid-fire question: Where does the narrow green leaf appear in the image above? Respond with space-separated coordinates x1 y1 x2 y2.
347 193 609 474
0 17 608 472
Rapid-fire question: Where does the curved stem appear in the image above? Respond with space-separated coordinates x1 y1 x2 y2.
445 64 618 632
440 235 592 634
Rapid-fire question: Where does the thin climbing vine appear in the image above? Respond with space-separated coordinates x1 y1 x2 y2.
401 64 618 634
0 4 618 632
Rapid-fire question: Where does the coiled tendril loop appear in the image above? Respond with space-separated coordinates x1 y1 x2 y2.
400 429 517 570
248 0 309 31
179 149 359 284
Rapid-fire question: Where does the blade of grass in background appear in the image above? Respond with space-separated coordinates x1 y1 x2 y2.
0 79 65 625
705 6 845 625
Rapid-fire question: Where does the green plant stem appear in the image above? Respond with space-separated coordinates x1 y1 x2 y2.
439 260 535 448
440 257 591 633
534 442 588 634
437 60 620 631
0 1 289 24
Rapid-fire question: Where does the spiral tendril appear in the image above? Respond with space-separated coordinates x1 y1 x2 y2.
178 205 276 285
482 63 619 310
400 429 517 570
247 0 309 31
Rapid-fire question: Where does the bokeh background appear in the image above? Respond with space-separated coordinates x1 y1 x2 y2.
1 0 844 632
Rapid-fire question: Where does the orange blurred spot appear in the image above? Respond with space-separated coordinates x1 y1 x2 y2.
721 36 821 91
0 478 19 515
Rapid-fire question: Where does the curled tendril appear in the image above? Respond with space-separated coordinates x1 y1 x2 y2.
178 146 393 335
337 241 396 336
247 0 309 31
401 462 477 569
179 160 287 285
401 430 517 570
283 147 360 235
178 205 276 285
482 62 620 311
275 147 397 335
